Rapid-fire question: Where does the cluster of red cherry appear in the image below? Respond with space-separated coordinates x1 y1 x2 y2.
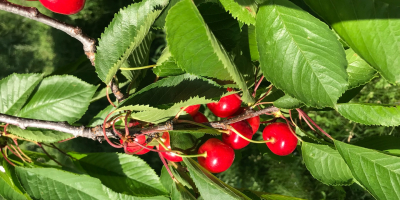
30 0 85 15
121 90 298 173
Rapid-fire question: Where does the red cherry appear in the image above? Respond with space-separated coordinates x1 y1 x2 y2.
207 92 242 118
192 112 209 123
197 138 235 173
183 104 201 116
233 108 260 134
159 132 183 162
262 122 298 156
39 0 85 15
120 135 153 155
222 121 253 149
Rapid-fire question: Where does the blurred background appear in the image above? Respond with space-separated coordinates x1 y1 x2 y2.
1 0 400 199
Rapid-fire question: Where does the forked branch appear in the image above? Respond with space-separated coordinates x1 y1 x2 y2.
0 0 96 65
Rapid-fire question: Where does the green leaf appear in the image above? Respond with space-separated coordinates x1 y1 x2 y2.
16 167 111 200
345 48 377 89
302 142 354 186
152 47 184 77
0 160 29 200
78 153 168 197
7 126 73 143
256 0 348 108
120 74 224 108
303 0 400 84
336 103 400 126
0 73 42 115
247 25 259 61
198 2 241 52
183 158 251 200
18 75 97 124
273 95 304 109
102 186 169 200
95 0 168 84
334 140 400 200
166 0 254 104
219 0 257 25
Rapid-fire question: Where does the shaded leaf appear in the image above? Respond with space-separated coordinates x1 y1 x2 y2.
120 74 224 108
336 103 400 126
304 0 400 84
0 73 42 115
335 140 400 200
183 158 251 200
95 0 168 83
18 75 97 124
354 136 400 156
302 142 354 186
346 48 377 89
198 2 241 52
166 0 254 103
256 0 348 108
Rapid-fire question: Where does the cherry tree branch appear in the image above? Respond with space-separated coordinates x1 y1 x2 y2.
0 113 114 141
0 0 96 65
0 106 280 141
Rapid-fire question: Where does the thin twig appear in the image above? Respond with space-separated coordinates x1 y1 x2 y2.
0 0 96 65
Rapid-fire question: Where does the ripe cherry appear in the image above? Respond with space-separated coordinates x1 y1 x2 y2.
192 112 209 123
197 138 235 173
207 90 242 118
222 120 253 149
120 135 153 155
159 132 183 162
262 122 298 156
233 108 260 134
183 104 201 116
39 0 85 15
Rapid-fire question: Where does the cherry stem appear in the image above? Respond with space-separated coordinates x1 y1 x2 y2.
296 109 334 141
112 117 124 138
37 143 63 166
228 127 275 144
106 86 117 108
174 106 189 121
103 111 124 148
1 148 15 167
254 85 273 105
252 75 264 97
124 112 131 137
155 138 182 154
120 64 156 71
175 152 207 158
279 114 303 142
3 123 9 135
131 138 170 153
12 139 31 162
6 145 24 162
158 150 177 182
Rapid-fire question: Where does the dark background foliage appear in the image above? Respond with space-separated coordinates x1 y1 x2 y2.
1 0 399 199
